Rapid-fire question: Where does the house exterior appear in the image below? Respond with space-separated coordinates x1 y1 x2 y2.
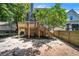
66 9 79 31
0 22 16 31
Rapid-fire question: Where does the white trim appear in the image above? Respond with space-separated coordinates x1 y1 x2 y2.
67 21 79 24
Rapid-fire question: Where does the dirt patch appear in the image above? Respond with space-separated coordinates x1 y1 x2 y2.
0 36 79 56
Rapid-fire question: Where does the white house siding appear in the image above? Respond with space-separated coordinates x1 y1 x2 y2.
67 21 79 24
67 10 79 21
0 22 16 31
66 9 79 31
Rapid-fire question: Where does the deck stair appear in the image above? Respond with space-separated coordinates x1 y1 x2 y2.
18 21 53 38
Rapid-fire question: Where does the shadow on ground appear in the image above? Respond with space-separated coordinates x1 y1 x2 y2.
0 39 5 42
0 47 41 56
0 33 17 43
19 36 57 48
60 39 79 51
0 36 10 43
54 37 79 51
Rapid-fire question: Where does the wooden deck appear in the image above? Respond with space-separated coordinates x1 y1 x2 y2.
18 21 53 38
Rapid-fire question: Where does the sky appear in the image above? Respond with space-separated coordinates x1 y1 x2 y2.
34 3 79 10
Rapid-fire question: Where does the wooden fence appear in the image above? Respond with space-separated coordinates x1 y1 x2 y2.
53 30 79 46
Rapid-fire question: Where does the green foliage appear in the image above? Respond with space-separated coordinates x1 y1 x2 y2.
0 4 14 21
0 3 30 22
0 3 67 31
34 3 67 30
48 4 67 28
0 3 30 32
34 8 48 24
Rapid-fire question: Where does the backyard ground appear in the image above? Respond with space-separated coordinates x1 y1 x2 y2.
0 36 79 56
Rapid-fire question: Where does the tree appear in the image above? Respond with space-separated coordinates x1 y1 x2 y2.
46 3 67 31
11 3 30 32
34 8 48 24
34 3 67 31
0 3 30 32
0 4 14 21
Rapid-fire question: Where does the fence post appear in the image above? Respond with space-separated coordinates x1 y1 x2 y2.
68 31 70 42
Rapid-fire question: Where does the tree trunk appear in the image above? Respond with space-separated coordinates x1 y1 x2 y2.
15 21 18 33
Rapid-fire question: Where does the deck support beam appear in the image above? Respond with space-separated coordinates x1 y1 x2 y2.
27 22 30 38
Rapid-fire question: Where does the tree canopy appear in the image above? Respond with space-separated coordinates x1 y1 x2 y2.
0 3 67 31
34 3 67 30
0 3 30 22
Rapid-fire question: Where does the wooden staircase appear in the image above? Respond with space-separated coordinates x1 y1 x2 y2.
18 21 53 38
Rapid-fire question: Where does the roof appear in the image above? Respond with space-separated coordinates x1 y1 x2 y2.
67 9 79 14
0 22 8 25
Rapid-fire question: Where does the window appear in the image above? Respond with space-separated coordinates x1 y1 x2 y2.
70 16 73 20
72 24 79 30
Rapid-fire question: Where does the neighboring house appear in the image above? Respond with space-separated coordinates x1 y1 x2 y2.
0 22 16 31
66 9 79 31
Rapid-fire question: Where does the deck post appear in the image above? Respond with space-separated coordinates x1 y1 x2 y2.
27 22 30 38
38 22 40 38
38 29 40 38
